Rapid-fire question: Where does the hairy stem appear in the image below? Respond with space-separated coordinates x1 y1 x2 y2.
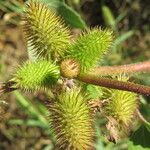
91 61 150 76
77 74 150 96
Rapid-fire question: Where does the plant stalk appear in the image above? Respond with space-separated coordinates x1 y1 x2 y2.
77 74 150 96
91 61 150 76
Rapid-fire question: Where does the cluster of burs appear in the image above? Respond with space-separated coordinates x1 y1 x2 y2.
9 1 138 149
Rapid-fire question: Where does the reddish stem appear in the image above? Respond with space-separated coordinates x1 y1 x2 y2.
91 61 150 76
77 74 150 96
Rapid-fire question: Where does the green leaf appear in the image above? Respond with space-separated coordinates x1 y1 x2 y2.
86 85 103 99
112 30 135 52
128 141 150 150
13 91 49 128
130 125 150 148
8 119 48 128
115 11 127 25
57 2 87 29
95 122 105 150
102 5 116 29
0 0 23 13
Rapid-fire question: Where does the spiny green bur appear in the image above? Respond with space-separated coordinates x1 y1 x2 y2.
48 88 94 150
106 89 138 126
65 28 113 74
11 60 60 91
24 1 70 60
103 77 138 127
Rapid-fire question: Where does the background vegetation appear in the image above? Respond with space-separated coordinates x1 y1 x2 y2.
0 0 150 149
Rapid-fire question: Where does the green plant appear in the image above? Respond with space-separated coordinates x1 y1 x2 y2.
0 1 150 149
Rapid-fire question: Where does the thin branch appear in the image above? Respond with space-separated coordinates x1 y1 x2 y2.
77 74 150 96
90 61 150 76
136 109 150 125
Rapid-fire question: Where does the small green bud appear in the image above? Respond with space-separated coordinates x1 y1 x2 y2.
48 88 94 150
11 60 60 91
102 5 116 29
60 59 80 79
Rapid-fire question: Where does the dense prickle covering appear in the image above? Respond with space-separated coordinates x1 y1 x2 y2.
24 1 70 60
106 89 138 126
11 60 60 91
66 28 113 73
48 88 94 150
103 76 138 127
60 59 80 78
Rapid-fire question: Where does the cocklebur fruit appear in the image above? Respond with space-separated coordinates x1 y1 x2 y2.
11 60 60 91
48 88 94 150
24 1 70 60
102 76 138 133
65 28 113 74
